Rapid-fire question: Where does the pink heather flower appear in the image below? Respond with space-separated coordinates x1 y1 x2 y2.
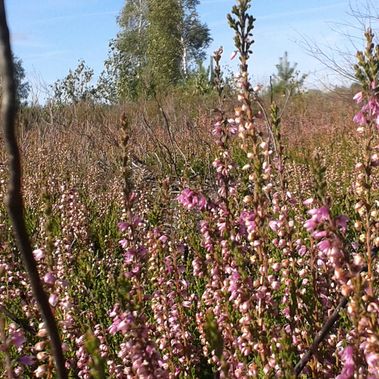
19 355 35 366
49 293 59 307
33 248 44 261
353 111 366 125
228 120 238 135
351 242 359 251
177 188 207 211
304 219 317 232
298 245 307 256
212 122 223 137
228 270 241 301
353 91 363 104
368 98 379 115
336 346 355 379
117 222 128 232
372 154 379 167
240 211 256 235
159 235 168 244
230 50 238 60
312 230 328 239
366 351 379 373
303 197 314 206
34 365 47 378
307 206 330 222
43 272 56 285
11 331 26 348
107 320 119 335
217 221 227 234
269 220 279 232
317 239 331 253
124 248 137 265
336 215 349 232
119 239 128 249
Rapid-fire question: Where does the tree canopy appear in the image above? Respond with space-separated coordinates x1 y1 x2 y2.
272 51 307 96
13 55 30 105
107 0 212 100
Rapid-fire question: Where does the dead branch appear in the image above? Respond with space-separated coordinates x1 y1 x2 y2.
0 1 67 378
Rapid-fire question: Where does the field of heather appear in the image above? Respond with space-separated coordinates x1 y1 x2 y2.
0 1 379 378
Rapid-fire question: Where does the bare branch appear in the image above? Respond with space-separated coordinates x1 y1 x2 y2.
297 33 357 82
0 1 67 378
0 304 36 334
297 0 379 85
294 295 348 376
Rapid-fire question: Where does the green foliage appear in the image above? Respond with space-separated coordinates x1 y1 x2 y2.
204 310 224 360
105 0 149 100
85 332 107 379
107 0 212 99
147 0 183 89
50 60 98 104
181 59 214 95
2 55 31 105
180 0 212 75
227 0 255 61
13 55 30 105
271 51 307 96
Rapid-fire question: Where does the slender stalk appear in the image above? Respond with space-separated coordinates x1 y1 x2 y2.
0 2 67 378
0 316 15 379
294 296 348 377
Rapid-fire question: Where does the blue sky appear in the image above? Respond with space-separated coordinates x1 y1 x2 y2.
5 0 366 99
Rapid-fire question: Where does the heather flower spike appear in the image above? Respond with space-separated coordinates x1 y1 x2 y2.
0 1 378 378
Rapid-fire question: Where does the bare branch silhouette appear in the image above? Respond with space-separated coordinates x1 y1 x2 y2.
297 0 379 85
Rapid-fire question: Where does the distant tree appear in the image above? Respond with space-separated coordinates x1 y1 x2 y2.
96 46 121 104
110 0 149 99
147 0 183 88
180 0 212 75
51 60 97 104
12 55 30 105
108 0 212 99
183 58 214 95
271 51 307 96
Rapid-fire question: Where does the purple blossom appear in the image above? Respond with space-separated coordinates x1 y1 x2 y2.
11 331 26 348
336 346 355 379
19 355 35 366
353 91 363 104
336 215 349 232
177 188 207 211
353 111 366 125
307 206 330 222
43 272 56 285
269 220 279 232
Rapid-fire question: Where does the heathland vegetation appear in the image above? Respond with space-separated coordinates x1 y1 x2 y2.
0 0 379 378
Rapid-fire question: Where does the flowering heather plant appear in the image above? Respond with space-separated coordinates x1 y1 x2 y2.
1 1 379 378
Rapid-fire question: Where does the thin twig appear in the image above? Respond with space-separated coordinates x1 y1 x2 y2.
294 296 348 376
0 2 67 378
0 304 36 334
157 99 197 176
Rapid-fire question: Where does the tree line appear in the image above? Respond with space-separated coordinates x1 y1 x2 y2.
15 0 310 105
98 0 212 101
